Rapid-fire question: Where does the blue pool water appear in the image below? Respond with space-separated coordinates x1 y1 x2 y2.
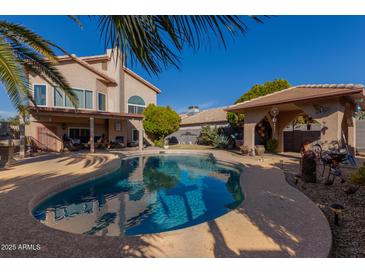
33 154 244 236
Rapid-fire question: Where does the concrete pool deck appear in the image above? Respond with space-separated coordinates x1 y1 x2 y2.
0 149 332 258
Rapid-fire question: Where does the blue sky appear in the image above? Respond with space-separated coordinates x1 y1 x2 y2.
1 15 365 117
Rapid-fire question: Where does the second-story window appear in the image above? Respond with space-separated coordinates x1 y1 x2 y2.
34 84 46 106
73 89 85 108
54 87 64 107
128 96 146 114
98 92 107 111
85 90 93 109
54 87 93 109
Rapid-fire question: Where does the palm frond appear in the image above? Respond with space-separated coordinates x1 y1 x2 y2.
0 20 78 109
0 37 30 111
0 20 58 62
95 15 265 75
97 16 179 74
68 16 84 29
11 43 77 107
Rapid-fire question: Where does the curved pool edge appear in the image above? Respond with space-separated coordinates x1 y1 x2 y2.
29 151 246 238
28 154 122 219
1 149 332 257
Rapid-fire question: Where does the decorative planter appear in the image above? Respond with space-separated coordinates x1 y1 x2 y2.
163 145 169 149
255 145 265 156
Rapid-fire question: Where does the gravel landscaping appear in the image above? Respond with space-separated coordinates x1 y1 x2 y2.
284 165 365 258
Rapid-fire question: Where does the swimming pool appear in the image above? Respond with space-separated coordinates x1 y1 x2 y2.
33 154 244 236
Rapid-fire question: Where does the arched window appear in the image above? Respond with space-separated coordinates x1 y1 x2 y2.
128 96 146 114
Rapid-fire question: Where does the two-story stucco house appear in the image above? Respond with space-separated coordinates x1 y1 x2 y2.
25 49 160 152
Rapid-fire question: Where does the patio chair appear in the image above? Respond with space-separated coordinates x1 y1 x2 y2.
95 135 108 149
108 136 126 149
63 135 83 152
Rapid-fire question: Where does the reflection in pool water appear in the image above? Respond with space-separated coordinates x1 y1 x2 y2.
33 154 244 236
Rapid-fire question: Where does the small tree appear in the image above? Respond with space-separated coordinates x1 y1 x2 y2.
143 104 180 144
227 79 291 127
197 126 218 145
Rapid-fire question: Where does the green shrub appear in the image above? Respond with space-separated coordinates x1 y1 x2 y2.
153 138 165 148
351 164 365 185
266 138 278 153
213 134 230 149
197 126 218 145
143 104 180 141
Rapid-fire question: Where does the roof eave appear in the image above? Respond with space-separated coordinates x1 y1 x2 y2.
28 106 143 119
225 88 364 113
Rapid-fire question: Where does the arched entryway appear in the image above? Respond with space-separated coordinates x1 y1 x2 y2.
255 117 273 148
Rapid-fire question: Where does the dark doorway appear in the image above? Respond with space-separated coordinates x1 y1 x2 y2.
284 131 321 152
255 117 272 148
69 128 90 144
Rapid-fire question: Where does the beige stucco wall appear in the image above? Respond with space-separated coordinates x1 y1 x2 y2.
296 98 346 150
122 72 157 113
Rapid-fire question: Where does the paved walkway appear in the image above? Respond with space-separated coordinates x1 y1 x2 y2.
0 149 332 257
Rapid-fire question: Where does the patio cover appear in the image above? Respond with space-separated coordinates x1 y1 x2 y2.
225 84 365 112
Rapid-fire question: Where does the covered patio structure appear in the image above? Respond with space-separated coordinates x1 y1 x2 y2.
225 84 365 154
25 107 145 153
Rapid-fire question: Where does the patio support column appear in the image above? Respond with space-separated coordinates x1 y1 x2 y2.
243 122 255 153
243 109 269 155
344 102 356 154
138 119 143 151
348 116 356 155
19 116 25 158
90 117 95 153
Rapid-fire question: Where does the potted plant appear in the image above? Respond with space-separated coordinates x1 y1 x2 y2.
255 145 265 156
266 138 278 153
